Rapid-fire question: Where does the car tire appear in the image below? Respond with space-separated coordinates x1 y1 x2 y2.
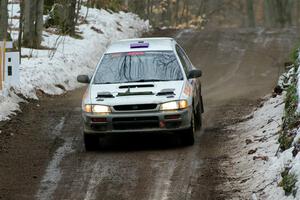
180 112 195 146
195 102 202 130
84 133 99 151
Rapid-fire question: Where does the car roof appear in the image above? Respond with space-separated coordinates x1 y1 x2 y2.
106 37 176 53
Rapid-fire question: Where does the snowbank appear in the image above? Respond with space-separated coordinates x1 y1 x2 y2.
297 66 300 112
233 63 300 199
0 5 149 121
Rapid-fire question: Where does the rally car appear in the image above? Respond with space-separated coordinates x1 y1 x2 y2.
77 37 203 150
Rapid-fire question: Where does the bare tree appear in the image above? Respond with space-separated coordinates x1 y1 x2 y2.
75 0 83 25
60 0 77 35
264 0 293 28
129 0 146 19
275 0 293 27
246 0 255 27
175 0 180 25
23 0 44 48
146 0 149 19
196 0 206 16
0 0 8 40
180 0 190 27
297 0 300 26
185 0 190 27
18 0 24 61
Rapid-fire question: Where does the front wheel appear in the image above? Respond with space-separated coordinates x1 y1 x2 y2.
195 102 202 130
180 112 195 146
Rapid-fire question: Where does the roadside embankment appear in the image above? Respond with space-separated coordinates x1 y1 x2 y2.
231 47 300 200
0 5 149 121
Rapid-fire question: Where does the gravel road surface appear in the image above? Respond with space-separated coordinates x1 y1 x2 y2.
0 28 299 200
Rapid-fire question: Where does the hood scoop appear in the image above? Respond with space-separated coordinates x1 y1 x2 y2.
156 89 176 96
96 92 114 99
119 84 154 89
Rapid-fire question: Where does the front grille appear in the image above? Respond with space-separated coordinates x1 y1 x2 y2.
112 116 159 130
113 104 157 111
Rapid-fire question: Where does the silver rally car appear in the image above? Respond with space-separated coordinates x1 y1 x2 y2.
77 37 203 150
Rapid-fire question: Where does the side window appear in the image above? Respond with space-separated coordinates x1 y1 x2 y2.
179 46 193 71
176 45 189 76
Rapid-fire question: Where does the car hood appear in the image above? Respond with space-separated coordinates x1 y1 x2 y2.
89 81 185 106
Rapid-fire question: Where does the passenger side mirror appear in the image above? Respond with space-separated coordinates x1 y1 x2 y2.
77 75 90 84
188 69 202 79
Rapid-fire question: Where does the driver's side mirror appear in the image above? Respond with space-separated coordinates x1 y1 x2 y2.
188 69 202 79
77 75 90 84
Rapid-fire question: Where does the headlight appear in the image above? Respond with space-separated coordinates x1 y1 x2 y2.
83 104 111 114
160 100 188 111
83 104 92 113
92 105 111 113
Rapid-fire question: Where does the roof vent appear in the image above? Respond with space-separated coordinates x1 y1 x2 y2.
130 42 149 49
96 92 114 99
156 89 175 96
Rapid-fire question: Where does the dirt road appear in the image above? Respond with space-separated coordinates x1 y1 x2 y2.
0 28 299 200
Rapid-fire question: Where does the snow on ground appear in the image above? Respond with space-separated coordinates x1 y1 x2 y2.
0 5 149 121
231 64 300 199
232 95 287 199
297 66 300 112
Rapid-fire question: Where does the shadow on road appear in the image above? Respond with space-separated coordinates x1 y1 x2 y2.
89 132 194 152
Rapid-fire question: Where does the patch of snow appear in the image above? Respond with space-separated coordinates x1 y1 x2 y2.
0 5 149 121
0 90 25 121
233 93 300 199
297 66 300 112
278 67 296 89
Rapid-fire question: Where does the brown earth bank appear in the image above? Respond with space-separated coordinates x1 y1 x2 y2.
0 28 299 200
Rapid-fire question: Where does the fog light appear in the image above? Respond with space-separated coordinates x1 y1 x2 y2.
165 115 180 120
91 118 107 123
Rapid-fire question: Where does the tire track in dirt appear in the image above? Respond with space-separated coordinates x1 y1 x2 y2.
1 28 299 200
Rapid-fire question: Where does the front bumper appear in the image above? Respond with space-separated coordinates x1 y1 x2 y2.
82 107 192 135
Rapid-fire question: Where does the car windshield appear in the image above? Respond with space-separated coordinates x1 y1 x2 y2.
93 51 184 84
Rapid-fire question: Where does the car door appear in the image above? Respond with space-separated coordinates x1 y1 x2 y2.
176 45 201 111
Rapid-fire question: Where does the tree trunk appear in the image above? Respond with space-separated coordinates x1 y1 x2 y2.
0 0 8 40
246 0 255 27
23 0 34 47
238 0 246 27
75 0 82 25
23 0 44 48
44 0 55 13
124 0 128 8
60 0 76 35
18 0 24 62
264 0 274 27
180 0 187 24
297 0 300 26
68 0 76 35
146 0 150 20
185 0 190 27
175 0 179 26
197 0 206 16
34 0 44 46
